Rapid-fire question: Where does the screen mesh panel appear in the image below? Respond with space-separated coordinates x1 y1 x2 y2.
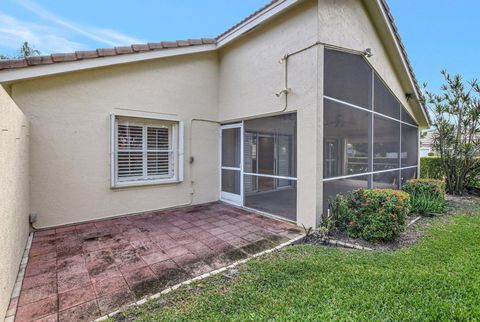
324 99 370 178
243 113 297 221
374 74 400 119
222 169 240 194
401 106 417 126
322 48 419 215
324 48 372 109
373 115 400 171
401 167 418 187
323 176 369 215
373 170 400 190
244 175 297 221
401 124 419 167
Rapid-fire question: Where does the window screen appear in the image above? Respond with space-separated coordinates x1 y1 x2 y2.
243 113 297 221
401 106 417 126
322 48 420 215
401 124 418 167
374 74 400 119
324 49 372 109
401 167 418 187
323 175 369 214
373 115 400 171
324 99 370 178
373 170 400 190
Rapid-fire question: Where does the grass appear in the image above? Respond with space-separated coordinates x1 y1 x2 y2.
117 199 480 321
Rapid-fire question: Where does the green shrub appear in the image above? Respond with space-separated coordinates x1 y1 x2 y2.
330 189 410 243
420 156 480 190
420 157 444 180
402 179 447 215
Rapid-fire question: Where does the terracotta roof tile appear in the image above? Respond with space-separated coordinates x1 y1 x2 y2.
176 40 190 47
115 46 134 54
75 50 99 59
132 44 150 52
0 59 28 69
188 39 203 45
51 53 77 62
96 48 116 57
147 42 164 50
26 55 53 66
379 0 424 107
216 0 281 40
201 38 216 44
161 41 178 48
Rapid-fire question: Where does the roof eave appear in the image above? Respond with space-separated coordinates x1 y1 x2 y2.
0 44 216 83
371 0 430 127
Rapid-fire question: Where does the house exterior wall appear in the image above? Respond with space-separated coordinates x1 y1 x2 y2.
219 0 322 227
316 0 423 218
11 52 220 228
317 0 418 117
0 85 30 318
3 0 426 230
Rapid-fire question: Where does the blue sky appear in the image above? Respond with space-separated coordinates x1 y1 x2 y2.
0 0 478 90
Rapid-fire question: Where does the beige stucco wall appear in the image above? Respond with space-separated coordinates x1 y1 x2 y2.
4 0 426 230
0 85 30 319
218 0 321 227
318 0 418 117
316 0 423 216
11 51 220 228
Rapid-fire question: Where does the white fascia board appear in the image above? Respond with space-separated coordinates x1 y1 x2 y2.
374 0 430 126
216 0 301 48
0 44 216 83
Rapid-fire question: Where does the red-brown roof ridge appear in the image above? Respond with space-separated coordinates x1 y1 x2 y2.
0 38 215 70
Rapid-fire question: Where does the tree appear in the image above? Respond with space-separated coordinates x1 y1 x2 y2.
0 42 40 59
423 70 480 195
18 41 40 58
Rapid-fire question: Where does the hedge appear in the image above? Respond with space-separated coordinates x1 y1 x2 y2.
420 157 444 180
420 156 480 189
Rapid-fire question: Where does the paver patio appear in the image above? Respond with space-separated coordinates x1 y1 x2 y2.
11 202 301 322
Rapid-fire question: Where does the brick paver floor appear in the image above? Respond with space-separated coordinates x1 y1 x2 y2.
12 202 301 321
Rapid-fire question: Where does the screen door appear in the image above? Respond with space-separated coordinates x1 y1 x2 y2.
220 123 243 205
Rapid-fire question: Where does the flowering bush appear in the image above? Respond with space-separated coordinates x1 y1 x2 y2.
330 189 410 242
402 179 447 215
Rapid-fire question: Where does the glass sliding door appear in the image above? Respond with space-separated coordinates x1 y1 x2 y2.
220 124 243 205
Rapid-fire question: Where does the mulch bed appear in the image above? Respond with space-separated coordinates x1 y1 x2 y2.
293 214 436 251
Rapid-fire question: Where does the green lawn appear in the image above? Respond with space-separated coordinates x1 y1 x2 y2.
119 199 480 321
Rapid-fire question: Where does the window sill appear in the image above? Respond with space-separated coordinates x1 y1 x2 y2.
112 178 182 189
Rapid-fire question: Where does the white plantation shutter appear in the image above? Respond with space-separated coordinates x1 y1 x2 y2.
117 124 144 179
114 118 178 184
147 126 173 177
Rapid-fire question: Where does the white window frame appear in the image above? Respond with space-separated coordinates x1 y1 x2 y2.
110 113 184 188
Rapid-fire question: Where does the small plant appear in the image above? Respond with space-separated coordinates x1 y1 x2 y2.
301 224 313 237
317 204 339 241
402 179 447 215
331 189 410 243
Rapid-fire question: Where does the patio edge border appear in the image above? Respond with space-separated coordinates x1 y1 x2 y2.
5 232 33 322
94 233 305 321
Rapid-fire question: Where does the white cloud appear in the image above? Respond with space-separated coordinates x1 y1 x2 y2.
0 13 86 54
16 0 143 46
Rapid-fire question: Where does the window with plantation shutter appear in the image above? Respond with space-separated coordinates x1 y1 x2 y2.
113 117 182 186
